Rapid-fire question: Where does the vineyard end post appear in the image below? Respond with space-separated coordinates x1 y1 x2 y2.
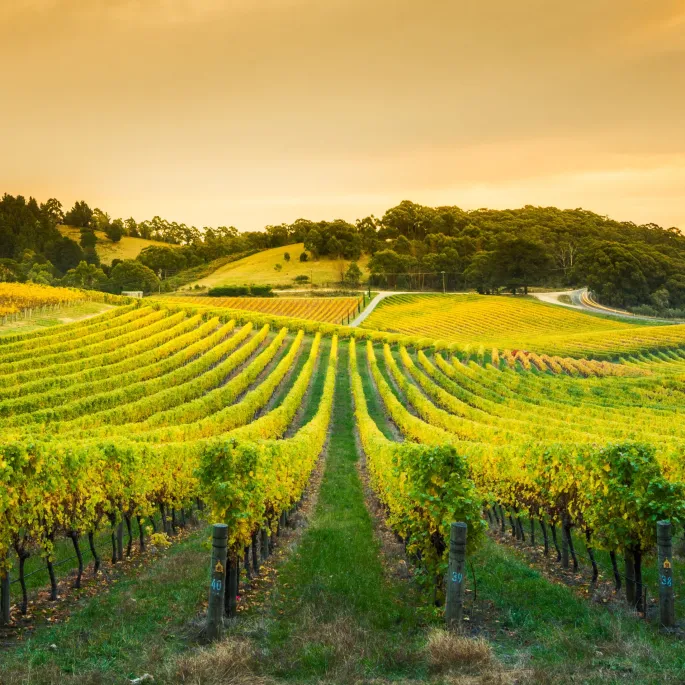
445 522 467 629
206 523 228 641
657 520 675 627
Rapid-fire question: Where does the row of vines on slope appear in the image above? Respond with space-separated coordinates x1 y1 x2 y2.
357 336 685 610
0 301 338 616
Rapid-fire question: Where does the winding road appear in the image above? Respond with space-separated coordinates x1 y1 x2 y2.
531 288 680 323
349 291 410 327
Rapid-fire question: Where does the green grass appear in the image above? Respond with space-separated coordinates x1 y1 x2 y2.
0 526 212 683
247 340 430 682
471 537 685 683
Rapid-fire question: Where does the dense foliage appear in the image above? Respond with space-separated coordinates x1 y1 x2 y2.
3 193 685 307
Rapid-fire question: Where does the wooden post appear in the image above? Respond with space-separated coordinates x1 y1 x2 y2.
657 520 675 627
206 524 228 640
445 522 467 629
1 569 10 625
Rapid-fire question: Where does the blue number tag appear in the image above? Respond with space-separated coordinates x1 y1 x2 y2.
451 571 463 584
661 575 672 587
211 578 223 592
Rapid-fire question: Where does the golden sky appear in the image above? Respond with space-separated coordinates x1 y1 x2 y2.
2 0 685 230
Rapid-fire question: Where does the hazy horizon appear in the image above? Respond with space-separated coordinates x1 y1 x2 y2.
3 0 684 231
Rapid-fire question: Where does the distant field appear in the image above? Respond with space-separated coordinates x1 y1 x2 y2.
59 225 179 264
0 301 114 336
192 243 370 288
361 293 650 351
157 294 362 323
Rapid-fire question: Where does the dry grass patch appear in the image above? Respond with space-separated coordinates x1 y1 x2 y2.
170 639 272 685
426 629 494 673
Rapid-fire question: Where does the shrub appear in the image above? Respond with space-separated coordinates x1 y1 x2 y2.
208 285 250 297
208 285 274 298
250 285 274 297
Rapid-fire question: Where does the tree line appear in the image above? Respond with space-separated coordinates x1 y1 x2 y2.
253 201 685 314
2 193 685 313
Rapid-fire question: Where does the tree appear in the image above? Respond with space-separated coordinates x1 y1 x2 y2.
125 217 139 237
84 247 100 266
665 275 685 309
368 249 413 288
62 260 107 289
137 245 186 278
105 219 124 243
464 251 496 294
265 224 291 247
651 287 670 311
90 208 111 233
284 252 290 262
327 237 343 259
0 194 62 259
344 262 363 287
491 237 551 294
41 198 64 225
110 260 160 293
304 229 324 259
299 251 308 262
64 201 93 228
79 230 97 249
394 235 412 255
26 263 55 285
45 236 85 274
554 240 579 281
574 241 651 307
0 259 21 282
381 200 438 241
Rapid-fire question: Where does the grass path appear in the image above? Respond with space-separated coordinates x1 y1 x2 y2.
253 340 430 682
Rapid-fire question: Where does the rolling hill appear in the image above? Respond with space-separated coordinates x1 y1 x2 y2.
58 225 180 265
192 243 370 288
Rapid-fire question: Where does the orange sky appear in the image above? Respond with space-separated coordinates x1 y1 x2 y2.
2 0 684 230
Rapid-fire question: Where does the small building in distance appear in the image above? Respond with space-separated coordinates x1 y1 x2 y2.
121 291 144 299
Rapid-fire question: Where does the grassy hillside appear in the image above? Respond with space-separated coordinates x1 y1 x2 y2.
193 243 370 288
361 293 651 351
59 225 180 265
